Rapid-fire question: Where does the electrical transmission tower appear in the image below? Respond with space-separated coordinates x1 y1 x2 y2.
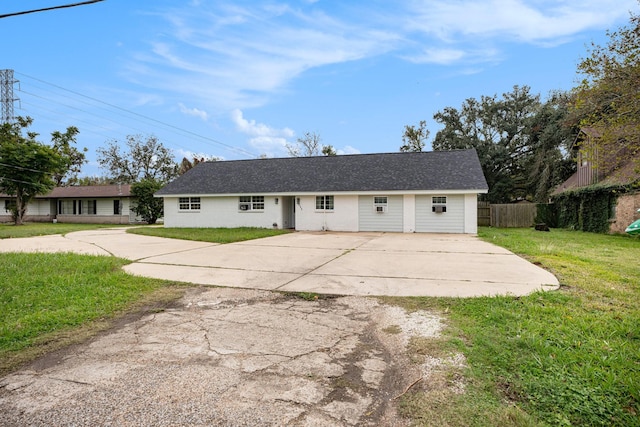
1 69 19 124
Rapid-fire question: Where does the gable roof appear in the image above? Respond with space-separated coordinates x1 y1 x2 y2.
156 149 488 196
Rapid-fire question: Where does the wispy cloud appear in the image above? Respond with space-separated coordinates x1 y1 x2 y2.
127 2 398 111
230 109 294 156
406 0 636 43
178 103 208 121
125 0 636 113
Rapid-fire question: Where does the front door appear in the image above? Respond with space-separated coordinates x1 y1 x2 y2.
283 196 296 229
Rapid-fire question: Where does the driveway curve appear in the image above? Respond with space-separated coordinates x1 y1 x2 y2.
1 228 558 297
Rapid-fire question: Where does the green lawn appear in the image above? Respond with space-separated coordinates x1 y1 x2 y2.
387 228 640 427
2 225 638 425
127 226 291 243
0 222 122 239
0 252 179 375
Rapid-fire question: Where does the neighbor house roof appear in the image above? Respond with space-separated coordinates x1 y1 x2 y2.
156 149 488 196
42 184 132 198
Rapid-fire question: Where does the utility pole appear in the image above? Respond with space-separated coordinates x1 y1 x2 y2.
0 69 19 124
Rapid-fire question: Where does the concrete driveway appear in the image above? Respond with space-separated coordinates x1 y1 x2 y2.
0 229 559 426
1 228 558 297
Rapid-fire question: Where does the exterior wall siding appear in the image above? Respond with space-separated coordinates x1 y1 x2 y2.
295 195 359 231
358 195 403 232
163 196 282 229
415 194 465 233
1 197 135 224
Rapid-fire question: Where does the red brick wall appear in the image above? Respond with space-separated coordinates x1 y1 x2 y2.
610 192 640 234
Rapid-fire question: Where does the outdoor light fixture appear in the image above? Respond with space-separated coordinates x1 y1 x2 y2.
275 198 279 205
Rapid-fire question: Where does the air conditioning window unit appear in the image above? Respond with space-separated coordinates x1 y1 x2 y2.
433 205 446 213
239 204 250 211
375 205 386 213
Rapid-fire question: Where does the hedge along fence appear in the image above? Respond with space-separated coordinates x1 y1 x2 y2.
552 186 622 233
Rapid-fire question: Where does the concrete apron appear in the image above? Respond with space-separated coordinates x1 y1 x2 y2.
0 228 559 297
119 229 559 297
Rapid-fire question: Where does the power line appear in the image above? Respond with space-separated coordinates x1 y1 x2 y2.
0 162 50 174
0 1 105 19
16 72 258 158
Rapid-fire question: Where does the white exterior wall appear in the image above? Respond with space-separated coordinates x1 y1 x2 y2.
358 195 404 232
28 199 50 215
415 194 465 233
463 193 478 234
163 196 282 228
161 191 482 233
294 195 359 231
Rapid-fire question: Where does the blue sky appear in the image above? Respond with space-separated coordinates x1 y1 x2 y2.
1 0 638 177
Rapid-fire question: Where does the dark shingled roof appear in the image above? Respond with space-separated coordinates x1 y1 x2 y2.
1 185 132 199
156 149 488 195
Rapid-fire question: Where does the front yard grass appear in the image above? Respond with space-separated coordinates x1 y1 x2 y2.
0 222 121 239
128 226 291 243
0 252 180 376
386 228 640 426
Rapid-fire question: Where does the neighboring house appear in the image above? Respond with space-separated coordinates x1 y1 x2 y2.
552 127 640 233
155 149 488 234
1 184 137 224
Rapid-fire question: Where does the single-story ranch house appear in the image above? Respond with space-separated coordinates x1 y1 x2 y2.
155 149 489 234
1 184 137 224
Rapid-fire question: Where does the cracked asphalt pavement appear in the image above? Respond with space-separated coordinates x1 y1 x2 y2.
0 287 445 426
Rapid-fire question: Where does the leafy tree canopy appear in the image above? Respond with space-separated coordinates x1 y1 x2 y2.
97 134 177 184
431 86 575 203
432 86 540 203
400 120 429 152
573 10 640 174
0 117 67 225
131 178 164 224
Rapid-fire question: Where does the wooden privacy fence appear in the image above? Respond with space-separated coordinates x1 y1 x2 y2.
478 201 491 226
477 202 538 228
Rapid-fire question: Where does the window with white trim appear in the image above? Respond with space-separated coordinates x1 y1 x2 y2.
373 196 388 213
432 196 447 213
315 195 334 211
179 197 201 211
239 196 264 211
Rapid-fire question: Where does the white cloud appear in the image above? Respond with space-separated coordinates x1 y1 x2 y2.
230 109 295 156
337 145 361 155
125 2 399 110
230 109 294 138
178 103 209 121
406 0 637 43
403 48 466 65
176 148 222 161
122 0 638 113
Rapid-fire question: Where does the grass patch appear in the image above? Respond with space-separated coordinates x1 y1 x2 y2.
382 324 402 335
127 226 291 243
0 222 121 239
387 228 640 426
0 252 181 375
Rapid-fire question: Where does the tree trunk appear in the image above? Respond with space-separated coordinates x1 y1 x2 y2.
14 189 26 225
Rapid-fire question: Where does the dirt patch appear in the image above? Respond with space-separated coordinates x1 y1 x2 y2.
0 287 457 426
